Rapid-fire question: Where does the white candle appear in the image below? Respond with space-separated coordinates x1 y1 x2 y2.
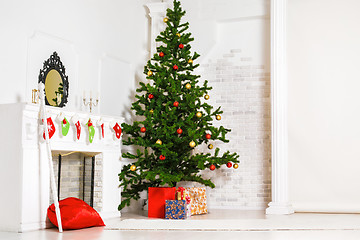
57 93 61 105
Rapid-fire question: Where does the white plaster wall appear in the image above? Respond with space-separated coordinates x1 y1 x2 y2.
288 0 360 212
180 0 269 60
0 0 150 115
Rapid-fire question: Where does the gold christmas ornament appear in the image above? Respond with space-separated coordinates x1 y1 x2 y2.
208 144 213 149
147 70 153 77
130 165 136 171
176 33 181 37
149 109 154 114
189 140 196 148
163 17 168 23
204 94 210 100
196 112 202 118
188 59 193 64
216 115 221 120
233 163 239 169
156 139 162 145
185 83 191 89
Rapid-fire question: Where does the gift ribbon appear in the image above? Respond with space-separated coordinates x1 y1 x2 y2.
185 196 191 204
177 187 185 200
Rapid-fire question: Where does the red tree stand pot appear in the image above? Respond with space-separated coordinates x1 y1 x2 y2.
148 187 176 218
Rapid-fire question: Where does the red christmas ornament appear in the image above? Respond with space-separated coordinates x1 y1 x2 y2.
226 162 232 168
179 44 184 49
43 117 56 140
148 94 154 99
63 118 67 125
177 128 183 134
113 122 122 139
173 101 179 107
140 127 146 133
205 134 211 139
173 65 178 70
159 155 166 161
87 120 93 127
159 52 164 57
210 165 216 171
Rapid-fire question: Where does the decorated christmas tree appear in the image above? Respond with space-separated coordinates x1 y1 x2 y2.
118 0 239 210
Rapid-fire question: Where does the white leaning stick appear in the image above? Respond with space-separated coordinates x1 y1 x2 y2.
38 83 63 233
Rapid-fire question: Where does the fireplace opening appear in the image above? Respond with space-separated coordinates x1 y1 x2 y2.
50 151 103 212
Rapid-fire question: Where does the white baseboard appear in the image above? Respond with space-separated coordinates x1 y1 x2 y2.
266 202 294 215
208 206 266 211
100 211 121 219
19 221 46 232
293 202 360 213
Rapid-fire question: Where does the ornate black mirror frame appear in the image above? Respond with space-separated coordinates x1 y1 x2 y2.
38 52 69 107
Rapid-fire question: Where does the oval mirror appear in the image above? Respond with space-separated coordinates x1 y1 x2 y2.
38 52 69 107
45 69 63 106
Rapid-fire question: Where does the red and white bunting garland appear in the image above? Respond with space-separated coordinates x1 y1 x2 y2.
42 117 56 140
71 114 81 140
110 121 122 139
97 118 105 139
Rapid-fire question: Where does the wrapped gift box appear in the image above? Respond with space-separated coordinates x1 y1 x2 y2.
165 200 190 219
186 187 208 215
176 187 190 201
176 187 191 218
148 187 176 218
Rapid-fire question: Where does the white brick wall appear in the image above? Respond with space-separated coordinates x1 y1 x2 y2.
51 152 103 212
195 49 271 209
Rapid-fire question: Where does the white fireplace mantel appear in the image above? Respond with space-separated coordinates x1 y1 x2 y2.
0 103 123 232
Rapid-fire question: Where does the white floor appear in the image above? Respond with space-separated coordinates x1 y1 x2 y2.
2 210 360 240
106 209 360 230
3 229 360 240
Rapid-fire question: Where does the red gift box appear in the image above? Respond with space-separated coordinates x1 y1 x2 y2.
148 187 176 218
